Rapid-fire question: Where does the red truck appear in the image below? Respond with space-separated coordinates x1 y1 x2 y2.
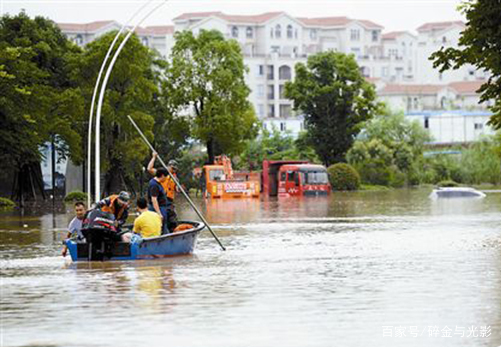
262 160 331 197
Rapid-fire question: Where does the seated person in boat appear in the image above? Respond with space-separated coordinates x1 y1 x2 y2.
122 197 162 242
61 201 87 257
95 191 130 230
147 153 179 233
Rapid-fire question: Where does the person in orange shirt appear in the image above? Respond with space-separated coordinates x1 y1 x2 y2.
147 152 179 233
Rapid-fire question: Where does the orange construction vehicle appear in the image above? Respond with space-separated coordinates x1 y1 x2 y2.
202 155 260 199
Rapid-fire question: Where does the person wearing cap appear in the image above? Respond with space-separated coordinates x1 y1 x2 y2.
95 191 130 230
147 152 179 233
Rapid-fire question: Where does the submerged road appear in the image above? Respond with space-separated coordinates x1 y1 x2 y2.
1 188 500 347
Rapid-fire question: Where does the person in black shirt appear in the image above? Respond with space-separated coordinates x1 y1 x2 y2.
147 168 169 234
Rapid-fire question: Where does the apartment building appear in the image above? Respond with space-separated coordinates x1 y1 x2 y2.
58 14 491 140
59 20 174 58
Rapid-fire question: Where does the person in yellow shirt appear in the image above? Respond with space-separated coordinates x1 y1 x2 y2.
122 197 162 242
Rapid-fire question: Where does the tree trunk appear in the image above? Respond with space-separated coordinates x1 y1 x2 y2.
207 137 215 164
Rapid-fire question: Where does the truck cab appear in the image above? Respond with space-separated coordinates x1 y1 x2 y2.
277 164 330 197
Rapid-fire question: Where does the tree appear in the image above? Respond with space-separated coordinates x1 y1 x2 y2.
0 12 84 201
346 109 431 186
285 51 379 166
430 0 501 129
74 31 158 195
162 29 258 163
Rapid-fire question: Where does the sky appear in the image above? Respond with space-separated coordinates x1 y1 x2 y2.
2 0 465 33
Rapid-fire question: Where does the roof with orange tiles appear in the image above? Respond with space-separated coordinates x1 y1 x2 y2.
297 16 383 29
448 81 484 94
382 31 411 40
58 20 116 33
174 11 285 24
136 25 174 36
417 20 465 32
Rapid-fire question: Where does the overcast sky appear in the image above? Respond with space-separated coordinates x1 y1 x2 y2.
2 0 464 33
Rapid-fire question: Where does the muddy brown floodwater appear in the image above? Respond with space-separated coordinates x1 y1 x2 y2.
1 188 501 347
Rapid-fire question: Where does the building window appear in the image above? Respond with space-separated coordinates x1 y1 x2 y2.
407 97 412 111
278 65 291 80
413 97 419 110
280 122 286 131
295 29 298 39
275 24 281 38
257 84 264 98
389 49 398 57
267 85 275 100
232 26 239 38
424 118 429 129
270 28 274 38
258 65 264 76
75 34 83 45
258 104 265 117
402 42 406 56
310 29 317 40
141 37 149 46
360 66 370 77
287 25 293 39
372 30 378 42
280 104 292 118
382 67 389 77
246 27 253 39
474 123 484 130
267 65 274 80
271 45 280 54
350 29 360 41
268 105 275 118
442 36 447 43
279 85 285 99
300 122 304 131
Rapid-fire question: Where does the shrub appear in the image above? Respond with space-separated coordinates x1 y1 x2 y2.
356 160 393 186
327 163 361 191
64 190 88 203
0 197 15 208
437 180 459 187
390 170 406 188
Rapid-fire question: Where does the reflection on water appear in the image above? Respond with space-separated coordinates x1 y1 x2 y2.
1 189 501 347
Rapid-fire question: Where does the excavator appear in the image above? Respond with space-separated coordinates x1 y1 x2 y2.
201 155 260 199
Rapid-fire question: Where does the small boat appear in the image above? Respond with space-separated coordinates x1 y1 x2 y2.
429 187 486 199
65 211 205 262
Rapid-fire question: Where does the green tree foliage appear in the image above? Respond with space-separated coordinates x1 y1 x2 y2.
162 30 258 163
327 163 361 191
460 137 501 184
74 31 158 194
0 12 84 169
347 110 431 186
239 126 319 170
430 0 501 129
285 51 379 165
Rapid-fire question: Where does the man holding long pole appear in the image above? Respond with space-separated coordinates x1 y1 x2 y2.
147 167 169 234
128 115 226 250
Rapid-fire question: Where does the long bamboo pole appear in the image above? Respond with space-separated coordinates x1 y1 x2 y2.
127 115 226 251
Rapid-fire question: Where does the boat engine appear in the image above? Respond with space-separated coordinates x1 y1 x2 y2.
81 209 121 261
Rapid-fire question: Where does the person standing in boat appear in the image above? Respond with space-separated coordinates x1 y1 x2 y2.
147 152 179 233
147 168 170 234
95 191 130 230
61 201 86 257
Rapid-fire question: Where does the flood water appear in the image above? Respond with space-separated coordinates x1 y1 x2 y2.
1 188 501 347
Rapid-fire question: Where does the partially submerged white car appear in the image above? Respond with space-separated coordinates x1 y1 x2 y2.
429 187 486 199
